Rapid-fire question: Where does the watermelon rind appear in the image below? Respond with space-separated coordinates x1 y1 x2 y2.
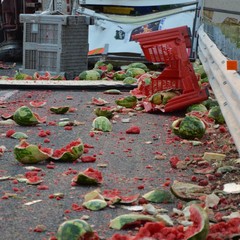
92 116 112 132
113 71 128 81
13 106 45 126
11 132 28 139
115 96 137 108
202 97 219 110
120 194 140 204
73 168 103 185
185 204 209 240
50 106 70 114
149 92 162 105
207 106 225 124
14 140 52 164
94 61 113 72
91 97 109 106
161 91 179 105
51 148 83 162
170 180 209 201
172 115 206 140
29 101 47 108
94 107 114 119
1 113 13 120
57 219 94 240
84 190 105 202
109 214 157 230
73 173 100 185
142 189 174 203
104 89 122 95
50 138 84 162
83 199 107 211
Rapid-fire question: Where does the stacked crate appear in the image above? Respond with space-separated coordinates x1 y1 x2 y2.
20 14 90 79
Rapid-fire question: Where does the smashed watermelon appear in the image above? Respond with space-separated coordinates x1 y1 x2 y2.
49 106 70 114
207 106 225 124
184 204 209 240
207 217 240 239
14 139 52 164
92 116 112 132
109 204 209 240
73 168 103 185
51 138 84 162
13 106 46 126
57 219 99 240
171 115 206 140
102 189 139 204
29 101 47 108
94 107 114 119
115 96 137 108
113 71 129 81
94 61 113 72
109 214 157 230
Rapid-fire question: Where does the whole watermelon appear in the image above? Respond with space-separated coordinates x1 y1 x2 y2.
127 62 149 71
186 104 208 113
126 67 145 77
79 70 101 80
202 98 219 109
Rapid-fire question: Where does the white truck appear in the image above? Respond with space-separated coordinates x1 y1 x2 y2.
0 0 203 61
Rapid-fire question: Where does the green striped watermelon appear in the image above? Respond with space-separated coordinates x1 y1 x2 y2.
14 139 52 164
13 106 46 126
57 219 99 240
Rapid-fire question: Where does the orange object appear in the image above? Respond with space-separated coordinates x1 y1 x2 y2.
227 60 238 71
88 48 105 56
131 26 209 112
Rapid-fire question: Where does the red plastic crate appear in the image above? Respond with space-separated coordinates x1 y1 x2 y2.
132 26 208 112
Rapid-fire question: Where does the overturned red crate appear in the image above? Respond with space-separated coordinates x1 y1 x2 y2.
132 26 208 112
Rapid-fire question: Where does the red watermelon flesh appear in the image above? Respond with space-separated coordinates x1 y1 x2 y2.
52 139 82 158
29 101 47 108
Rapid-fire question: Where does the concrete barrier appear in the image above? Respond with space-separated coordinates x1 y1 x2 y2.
198 25 240 155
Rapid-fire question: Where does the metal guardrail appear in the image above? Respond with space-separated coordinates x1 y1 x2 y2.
203 22 240 71
198 25 240 155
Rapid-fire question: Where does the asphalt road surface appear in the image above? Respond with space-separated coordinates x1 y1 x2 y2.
0 88 189 238
0 86 239 240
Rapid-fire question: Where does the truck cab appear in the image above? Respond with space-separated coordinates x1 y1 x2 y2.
0 0 41 61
